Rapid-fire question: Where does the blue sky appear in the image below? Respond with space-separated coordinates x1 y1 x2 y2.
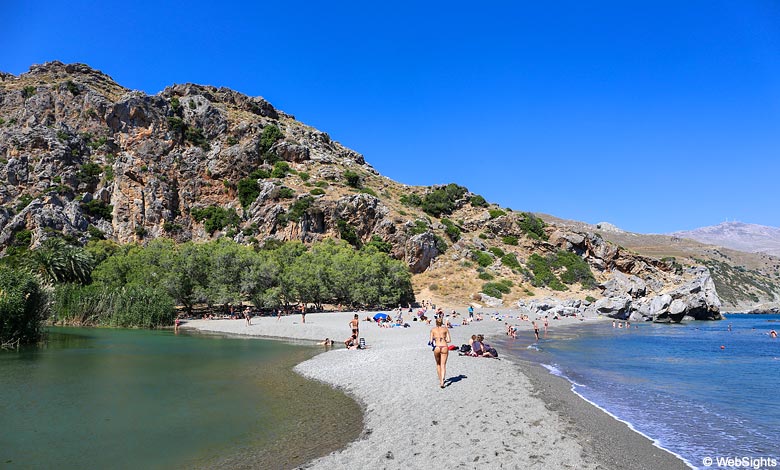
2 1 778 233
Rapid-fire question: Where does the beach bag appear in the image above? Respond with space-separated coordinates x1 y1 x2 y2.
359 338 366 349
460 344 471 353
487 347 498 357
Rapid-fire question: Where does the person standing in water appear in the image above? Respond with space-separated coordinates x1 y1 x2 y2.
429 318 451 389
532 321 540 341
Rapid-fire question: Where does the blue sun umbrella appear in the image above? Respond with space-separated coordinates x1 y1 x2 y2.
373 313 389 321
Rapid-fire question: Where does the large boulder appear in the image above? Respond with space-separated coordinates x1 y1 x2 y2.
601 271 647 298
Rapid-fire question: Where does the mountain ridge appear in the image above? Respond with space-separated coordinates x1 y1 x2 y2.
670 221 780 257
0 61 738 318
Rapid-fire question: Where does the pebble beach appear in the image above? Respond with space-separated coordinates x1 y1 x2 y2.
184 310 689 469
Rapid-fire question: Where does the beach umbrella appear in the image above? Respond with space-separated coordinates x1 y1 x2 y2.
373 313 389 321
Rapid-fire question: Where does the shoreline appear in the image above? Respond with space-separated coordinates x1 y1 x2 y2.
184 310 689 469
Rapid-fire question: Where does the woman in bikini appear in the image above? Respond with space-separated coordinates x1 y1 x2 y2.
349 314 359 339
429 318 451 389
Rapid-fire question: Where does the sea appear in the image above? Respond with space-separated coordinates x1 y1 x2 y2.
0 327 361 469
497 314 780 469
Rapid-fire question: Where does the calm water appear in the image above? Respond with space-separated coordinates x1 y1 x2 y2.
497 314 780 469
0 327 361 469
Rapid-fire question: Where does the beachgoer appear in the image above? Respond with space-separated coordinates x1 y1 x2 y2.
612 320 616 328
430 318 451 388
468 305 474 319
770 330 777 339
349 314 359 339
471 335 486 356
544 317 549 337
276 308 282 321
318 338 333 346
344 335 358 349
245 307 251 326
174 316 181 333
532 321 540 341
300 304 306 324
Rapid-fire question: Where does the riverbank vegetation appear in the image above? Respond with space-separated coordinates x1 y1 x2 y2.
1 236 414 334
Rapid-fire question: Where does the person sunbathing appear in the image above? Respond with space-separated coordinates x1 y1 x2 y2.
471 336 485 356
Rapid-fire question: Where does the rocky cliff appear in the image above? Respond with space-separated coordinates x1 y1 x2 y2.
0 61 723 320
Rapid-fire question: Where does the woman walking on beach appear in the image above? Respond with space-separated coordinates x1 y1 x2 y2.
430 318 451 389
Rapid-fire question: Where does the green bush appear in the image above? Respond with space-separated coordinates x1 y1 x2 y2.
167 116 186 134
191 206 240 233
337 219 360 247
502 235 518 245
501 253 521 269
343 170 361 188
409 220 429 235
478 233 488 239
585 295 597 303
16 194 34 212
360 187 378 197
184 126 210 151
22 86 36 99
272 161 290 178
277 187 295 199
13 229 32 247
518 212 548 240
163 221 182 233
488 209 506 219
472 250 493 267
310 187 326 195
259 124 283 154
0 267 49 346
315 180 329 188
433 234 448 253
470 195 488 207
81 200 113 220
363 235 392 253
554 251 597 288
527 253 567 291
488 246 505 257
421 183 467 217
250 168 271 179
65 80 80 95
478 271 494 281
399 193 422 207
286 196 313 222
76 162 103 187
298 171 310 181
482 281 511 298
87 225 105 240
237 178 260 208
441 218 461 242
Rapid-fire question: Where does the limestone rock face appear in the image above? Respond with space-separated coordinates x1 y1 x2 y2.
479 293 503 307
405 233 440 274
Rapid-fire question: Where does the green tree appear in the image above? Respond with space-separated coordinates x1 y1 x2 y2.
22 238 94 285
0 267 49 346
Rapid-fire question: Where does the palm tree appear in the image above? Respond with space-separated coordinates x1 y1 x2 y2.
22 238 94 285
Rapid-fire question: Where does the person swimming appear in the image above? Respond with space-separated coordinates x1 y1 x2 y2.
429 318 451 388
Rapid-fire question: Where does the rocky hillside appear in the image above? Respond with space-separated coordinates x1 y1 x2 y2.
0 62 723 320
540 215 780 311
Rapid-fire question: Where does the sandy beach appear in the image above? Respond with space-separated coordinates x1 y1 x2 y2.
185 310 689 469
